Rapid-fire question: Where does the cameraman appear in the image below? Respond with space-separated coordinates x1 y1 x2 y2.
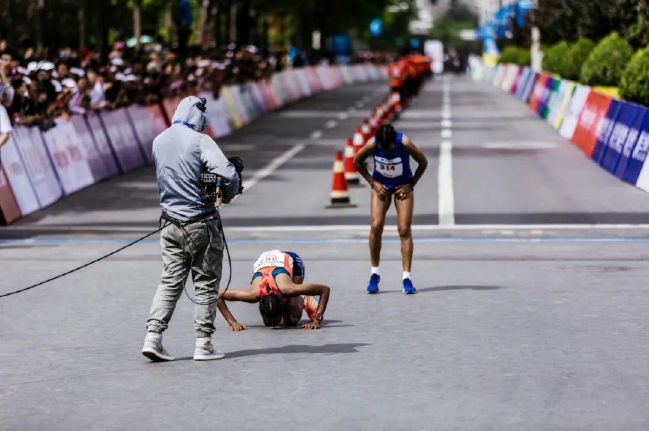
142 96 241 362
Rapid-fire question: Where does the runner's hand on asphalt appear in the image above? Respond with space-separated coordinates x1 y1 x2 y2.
301 320 321 330
372 181 390 201
230 322 248 331
395 184 412 200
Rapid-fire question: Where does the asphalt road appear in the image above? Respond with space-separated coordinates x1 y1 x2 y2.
2 76 649 430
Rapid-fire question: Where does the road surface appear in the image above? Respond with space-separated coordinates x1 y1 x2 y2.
2 76 649 430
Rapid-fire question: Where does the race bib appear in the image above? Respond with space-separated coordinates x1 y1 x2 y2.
374 156 403 178
253 250 292 273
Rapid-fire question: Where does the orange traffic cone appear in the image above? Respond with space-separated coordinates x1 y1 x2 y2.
326 152 356 208
361 120 372 143
393 91 402 113
353 127 365 155
344 138 360 185
370 110 379 133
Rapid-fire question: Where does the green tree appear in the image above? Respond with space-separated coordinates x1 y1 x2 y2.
580 32 634 86
620 47 649 106
542 41 570 75
561 37 594 81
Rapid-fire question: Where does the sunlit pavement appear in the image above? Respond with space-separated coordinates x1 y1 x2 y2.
2 76 649 430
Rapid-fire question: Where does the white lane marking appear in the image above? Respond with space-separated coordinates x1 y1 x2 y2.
441 129 452 138
11 223 649 233
310 130 323 140
438 141 455 226
325 120 338 129
441 111 452 119
229 224 649 232
220 143 258 151
483 141 559 150
441 119 452 128
243 143 306 192
337 112 349 120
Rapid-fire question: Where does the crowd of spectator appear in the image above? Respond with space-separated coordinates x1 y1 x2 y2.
0 39 390 133
0 40 288 131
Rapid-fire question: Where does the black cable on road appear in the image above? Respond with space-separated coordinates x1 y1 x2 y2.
0 224 167 299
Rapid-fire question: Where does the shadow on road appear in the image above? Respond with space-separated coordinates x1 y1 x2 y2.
381 285 506 294
176 342 369 361
226 343 370 359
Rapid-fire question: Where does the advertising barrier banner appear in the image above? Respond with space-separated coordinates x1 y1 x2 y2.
529 74 548 111
317 66 334 90
0 166 22 223
571 91 613 156
522 72 539 104
295 69 313 96
99 109 147 172
246 83 267 118
543 78 562 122
514 68 531 99
618 109 649 185
492 64 506 87
12 126 63 207
306 67 323 93
631 123 649 192
127 104 167 163
1 131 40 215
559 85 590 139
220 86 243 129
552 81 576 130
41 118 95 195
591 99 623 164
85 111 121 176
70 115 111 181
201 92 233 138
501 65 519 92
536 76 554 117
509 67 523 95
598 102 644 175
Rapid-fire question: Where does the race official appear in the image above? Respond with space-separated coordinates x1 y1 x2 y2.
142 96 240 362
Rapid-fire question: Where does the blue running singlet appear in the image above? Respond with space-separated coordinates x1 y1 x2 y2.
371 132 413 190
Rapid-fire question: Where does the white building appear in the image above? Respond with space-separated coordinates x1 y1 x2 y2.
420 0 517 25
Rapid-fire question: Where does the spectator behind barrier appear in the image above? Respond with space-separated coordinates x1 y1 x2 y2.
0 38 389 132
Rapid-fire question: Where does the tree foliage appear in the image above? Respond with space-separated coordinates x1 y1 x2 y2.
580 32 634 86
620 47 649 106
498 46 530 66
531 0 646 48
542 41 570 75
562 37 594 81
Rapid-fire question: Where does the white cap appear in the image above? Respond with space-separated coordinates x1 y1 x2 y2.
111 57 124 66
51 80 63 92
115 72 126 81
70 67 85 77
125 74 138 82
38 61 55 71
124 67 132 74
62 77 77 88
22 76 32 85
16 66 29 75
198 59 211 68
27 61 39 72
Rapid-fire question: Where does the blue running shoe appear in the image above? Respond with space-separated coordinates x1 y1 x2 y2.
367 274 380 294
403 278 417 294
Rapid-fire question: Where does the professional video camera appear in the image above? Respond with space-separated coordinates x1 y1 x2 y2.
199 155 245 208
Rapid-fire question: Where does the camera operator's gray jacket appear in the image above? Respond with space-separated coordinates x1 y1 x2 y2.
153 96 239 222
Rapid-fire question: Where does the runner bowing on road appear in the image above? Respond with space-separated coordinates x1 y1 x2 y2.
353 124 428 294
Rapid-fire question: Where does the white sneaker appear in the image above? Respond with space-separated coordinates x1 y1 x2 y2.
141 332 175 362
194 337 225 361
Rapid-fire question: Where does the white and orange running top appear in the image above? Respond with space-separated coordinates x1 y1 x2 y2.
253 250 294 301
